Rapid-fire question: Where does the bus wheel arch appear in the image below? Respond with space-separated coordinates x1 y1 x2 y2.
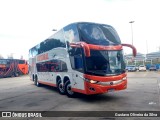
56 76 65 95
63 76 69 86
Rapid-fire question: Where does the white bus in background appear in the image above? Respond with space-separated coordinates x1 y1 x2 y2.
29 22 136 97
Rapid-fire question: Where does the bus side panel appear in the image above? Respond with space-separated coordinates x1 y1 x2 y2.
71 71 85 90
0 62 14 78
17 64 28 74
29 57 37 80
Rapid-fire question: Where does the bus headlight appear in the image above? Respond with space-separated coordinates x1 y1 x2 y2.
84 78 99 84
90 80 99 84
122 77 127 80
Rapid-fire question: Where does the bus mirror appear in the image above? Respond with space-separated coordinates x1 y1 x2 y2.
70 42 90 57
122 43 137 57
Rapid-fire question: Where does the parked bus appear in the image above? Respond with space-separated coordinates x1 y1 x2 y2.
29 22 136 97
0 59 28 78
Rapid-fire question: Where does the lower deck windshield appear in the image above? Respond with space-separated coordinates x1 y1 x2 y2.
84 50 125 76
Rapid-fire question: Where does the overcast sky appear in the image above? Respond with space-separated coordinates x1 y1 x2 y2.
0 0 160 59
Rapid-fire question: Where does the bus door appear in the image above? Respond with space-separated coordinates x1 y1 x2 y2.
69 47 85 90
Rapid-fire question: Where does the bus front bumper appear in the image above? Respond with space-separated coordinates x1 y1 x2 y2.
84 80 127 95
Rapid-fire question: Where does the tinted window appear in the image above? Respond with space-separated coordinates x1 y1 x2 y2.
78 23 121 45
69 47 84 72
30 29 66 57
84 50 125 76
29 47 38 57
63 24 80 46
18 60 25 64
39 29 66 54
36 60 67 72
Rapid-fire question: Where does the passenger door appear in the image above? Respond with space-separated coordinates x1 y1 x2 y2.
69 47 85 90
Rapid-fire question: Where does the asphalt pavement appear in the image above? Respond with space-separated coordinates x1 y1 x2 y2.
0 72 159 120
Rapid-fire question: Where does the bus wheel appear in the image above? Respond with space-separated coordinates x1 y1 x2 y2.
64 80 75 97
15 73 19 77
34 76 41 87
57 80 65 95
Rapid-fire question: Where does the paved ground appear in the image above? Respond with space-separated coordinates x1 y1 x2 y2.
0 71 159 120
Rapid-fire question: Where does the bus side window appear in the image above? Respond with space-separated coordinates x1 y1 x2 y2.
69 48 84 72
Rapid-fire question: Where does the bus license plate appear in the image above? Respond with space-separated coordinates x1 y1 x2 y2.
108 88 115 92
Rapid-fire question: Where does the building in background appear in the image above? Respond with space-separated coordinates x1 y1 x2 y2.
125 52 160 70
124 53 145 66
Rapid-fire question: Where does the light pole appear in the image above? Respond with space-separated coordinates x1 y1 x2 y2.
129 21 134 45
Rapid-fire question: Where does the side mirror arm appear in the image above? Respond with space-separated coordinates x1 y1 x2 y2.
122 43 137 57
70 42 90 57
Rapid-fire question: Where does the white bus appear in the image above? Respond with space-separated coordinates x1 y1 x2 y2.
29 22 136 97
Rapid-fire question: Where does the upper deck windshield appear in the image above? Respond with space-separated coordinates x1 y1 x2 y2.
78 23 121 45
84 50 125 76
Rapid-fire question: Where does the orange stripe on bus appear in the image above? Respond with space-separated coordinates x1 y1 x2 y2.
88 44 122 50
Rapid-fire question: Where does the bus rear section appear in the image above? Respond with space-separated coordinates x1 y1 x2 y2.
29 22 136 97
0 59 28 78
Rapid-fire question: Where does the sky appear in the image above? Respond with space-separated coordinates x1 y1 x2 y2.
0 0 160 59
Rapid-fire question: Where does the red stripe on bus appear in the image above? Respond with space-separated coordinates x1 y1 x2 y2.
72 88 86 94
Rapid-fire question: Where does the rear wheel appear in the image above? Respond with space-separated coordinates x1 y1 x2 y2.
65 80 76 97
34 76 41 87
14 72 19 77
57 80 65 95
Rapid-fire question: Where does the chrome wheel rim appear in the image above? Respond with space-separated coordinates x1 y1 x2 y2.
59 83 64 93
67 84 74 95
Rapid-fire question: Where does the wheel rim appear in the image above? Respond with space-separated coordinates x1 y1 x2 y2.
59 83 64 93
36 80 39 86
67 83 74 95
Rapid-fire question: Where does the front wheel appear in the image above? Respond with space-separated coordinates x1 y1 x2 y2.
65 80 76 97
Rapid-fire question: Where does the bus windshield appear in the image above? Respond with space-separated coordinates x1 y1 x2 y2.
78 23 121 45
84 50 125 76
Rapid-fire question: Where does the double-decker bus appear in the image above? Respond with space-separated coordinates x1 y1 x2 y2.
0 59 28 78
29 22 136 97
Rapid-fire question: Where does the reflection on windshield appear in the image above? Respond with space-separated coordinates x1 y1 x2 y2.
85 50 125 76
78 23 121 45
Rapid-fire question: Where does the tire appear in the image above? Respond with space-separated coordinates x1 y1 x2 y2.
64 80 75 97
34 76 41 87
57 80 65 95
14 72 19 77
